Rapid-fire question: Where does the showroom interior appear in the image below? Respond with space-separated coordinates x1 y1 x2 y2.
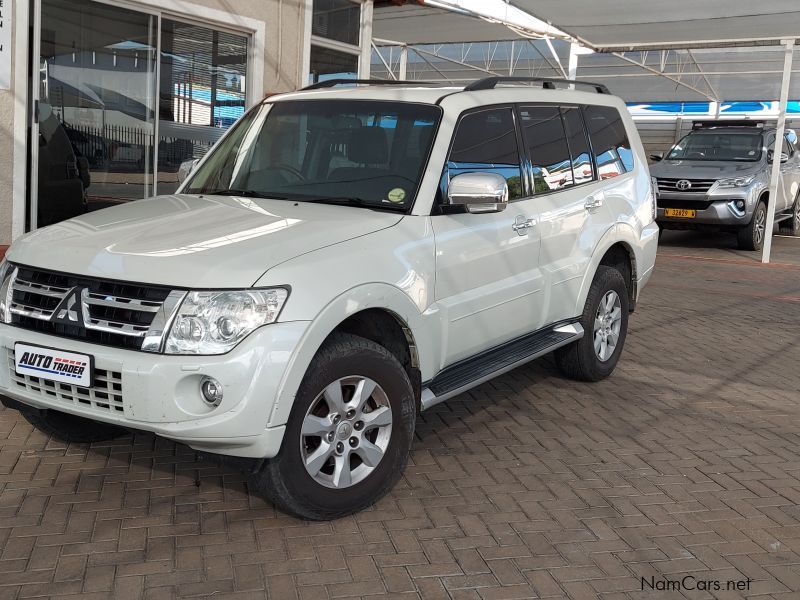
1 0 800 598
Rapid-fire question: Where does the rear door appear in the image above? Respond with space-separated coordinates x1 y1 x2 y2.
767 132 797 210
527 104 632 326
432 106 544 365
780 133 800 210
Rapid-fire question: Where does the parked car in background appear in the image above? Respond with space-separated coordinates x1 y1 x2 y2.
651 123 800 250
0 78 658 520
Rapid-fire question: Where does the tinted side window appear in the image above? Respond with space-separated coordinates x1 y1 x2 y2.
447 107 523 200
584 105 634 179
519 106 572 192
561 107 594 185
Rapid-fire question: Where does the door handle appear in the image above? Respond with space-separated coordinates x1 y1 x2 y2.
585 195 603 211
512 215 535 235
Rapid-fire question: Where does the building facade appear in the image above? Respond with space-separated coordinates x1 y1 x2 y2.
0 0 368 253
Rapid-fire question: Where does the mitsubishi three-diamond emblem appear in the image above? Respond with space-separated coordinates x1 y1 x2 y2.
53 288 83 326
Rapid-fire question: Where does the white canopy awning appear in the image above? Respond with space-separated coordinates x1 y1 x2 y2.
374 4 527 45
374 2 800 51
372 3 800 103
509 0 800 51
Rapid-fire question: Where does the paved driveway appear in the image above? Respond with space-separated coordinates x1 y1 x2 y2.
2 236 800 599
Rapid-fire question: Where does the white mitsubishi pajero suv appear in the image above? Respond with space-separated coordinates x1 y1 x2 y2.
0 78 658 519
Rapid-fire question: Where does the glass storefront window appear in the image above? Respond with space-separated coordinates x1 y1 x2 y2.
38 0 157 227
158 20 248 195
309 45 359 85
312 0 360 46
34 0 250 228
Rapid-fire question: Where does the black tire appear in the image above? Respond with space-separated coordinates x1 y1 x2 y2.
21 409 126 443
250 333 415 520
778 195 800 236
555 266 630 382
737 200 768 251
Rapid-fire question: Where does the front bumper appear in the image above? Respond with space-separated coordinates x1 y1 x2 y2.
657 188 757 227
0 321 309 458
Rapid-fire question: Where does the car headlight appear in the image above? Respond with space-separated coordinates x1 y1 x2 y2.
164 288 288 355
717 175 755 188
0 260 16 324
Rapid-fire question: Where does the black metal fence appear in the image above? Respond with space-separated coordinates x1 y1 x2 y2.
65 123 198 173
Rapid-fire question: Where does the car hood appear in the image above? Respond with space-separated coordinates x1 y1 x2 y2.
7 194 403 288
650 160 764 179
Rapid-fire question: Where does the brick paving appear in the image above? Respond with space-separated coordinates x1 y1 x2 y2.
2 236 800 599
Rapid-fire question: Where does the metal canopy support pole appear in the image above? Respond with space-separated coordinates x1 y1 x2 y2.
359 0 374 78
545 38 567 78
372 42 397 79
399 45 408 79
613 51 716 102
762 38 795 264
413 46 501 76
568 42 579 79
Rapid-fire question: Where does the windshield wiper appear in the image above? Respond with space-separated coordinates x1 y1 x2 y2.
204 189 287 199
293 196 406 212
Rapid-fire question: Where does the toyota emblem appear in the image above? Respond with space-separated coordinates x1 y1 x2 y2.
676 179 692 191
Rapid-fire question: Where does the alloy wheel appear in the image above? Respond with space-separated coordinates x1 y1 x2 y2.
593 290 622 362
300 376 393 489
755 206 766 245
795 201 800 231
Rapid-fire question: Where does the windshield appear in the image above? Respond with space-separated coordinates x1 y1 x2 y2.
666 130 763 162
185 99 441 210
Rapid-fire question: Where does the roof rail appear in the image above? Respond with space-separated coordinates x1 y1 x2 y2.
301 78 446 91
464 76 610 94
691 119 765 129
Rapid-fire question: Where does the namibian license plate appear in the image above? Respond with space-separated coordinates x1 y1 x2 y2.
664 208 696 218
14 343 93 387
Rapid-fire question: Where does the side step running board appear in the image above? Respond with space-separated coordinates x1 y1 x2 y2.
420 322 583 411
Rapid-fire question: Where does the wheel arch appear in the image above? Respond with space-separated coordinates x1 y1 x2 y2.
268 284 434 428
599 242 637 311
325 308 422 410
574 224 640 318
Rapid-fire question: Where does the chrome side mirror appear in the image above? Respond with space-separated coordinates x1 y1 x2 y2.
447 172 509 214
648 152 664 162
178 158 199 184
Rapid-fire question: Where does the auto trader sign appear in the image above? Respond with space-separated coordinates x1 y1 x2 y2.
0 0 9 90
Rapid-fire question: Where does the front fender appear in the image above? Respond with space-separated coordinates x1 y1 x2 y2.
267 283 441 428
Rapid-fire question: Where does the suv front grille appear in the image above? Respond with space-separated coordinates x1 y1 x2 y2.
657 198 715 211
8 349 124 414
656 178 717 194
8 266 178 352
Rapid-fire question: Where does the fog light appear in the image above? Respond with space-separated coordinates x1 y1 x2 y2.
200 377 223 406
736 200 745 210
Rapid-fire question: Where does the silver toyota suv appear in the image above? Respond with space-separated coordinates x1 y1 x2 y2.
651 124 800 250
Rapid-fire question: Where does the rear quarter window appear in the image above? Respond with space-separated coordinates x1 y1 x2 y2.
584 105 634 179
